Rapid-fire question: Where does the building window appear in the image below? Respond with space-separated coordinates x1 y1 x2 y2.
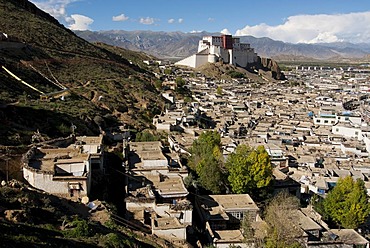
336 128 339 132
331 121 335 124
355 131 359 136
229 211 243 220
317 120 321 123
324 120 328 123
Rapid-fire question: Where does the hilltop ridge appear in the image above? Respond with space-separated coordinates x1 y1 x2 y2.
0 0 164 145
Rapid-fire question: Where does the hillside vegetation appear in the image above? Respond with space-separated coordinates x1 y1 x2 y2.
0 182 157 248
0 0 163 145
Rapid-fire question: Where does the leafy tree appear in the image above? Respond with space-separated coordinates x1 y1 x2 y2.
264 192 303 248
184 173 198 189
175 76 185 88
154 79 163 90
164 68 172 75
225 145 273 198
190 131 226 194
184 96 192 103
63 219 90 238
216 86 222 95
323 176 370 228
101 233 134 248
135 130 160 142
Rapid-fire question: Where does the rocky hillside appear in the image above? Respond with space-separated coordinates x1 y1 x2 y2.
0 180 158 248
76 30 370 61
0 0 164 146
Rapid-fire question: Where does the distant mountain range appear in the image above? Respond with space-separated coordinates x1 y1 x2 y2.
75 30 370 61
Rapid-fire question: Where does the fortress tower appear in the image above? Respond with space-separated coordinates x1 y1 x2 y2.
175 34 258 68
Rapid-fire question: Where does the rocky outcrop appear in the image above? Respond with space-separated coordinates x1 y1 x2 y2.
249 56 286 80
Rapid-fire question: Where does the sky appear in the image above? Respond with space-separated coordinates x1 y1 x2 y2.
30 0 370 44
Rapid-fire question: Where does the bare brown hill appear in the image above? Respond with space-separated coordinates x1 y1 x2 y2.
0 0 163 146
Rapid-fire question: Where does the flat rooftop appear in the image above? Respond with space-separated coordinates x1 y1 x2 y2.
153 217 183 230
146 174 188 198
75 135 103 145
330 229 368 245
129 141 168 169
213 229 244 243
28 148 88 172
199 194 258 212
296 210 322 231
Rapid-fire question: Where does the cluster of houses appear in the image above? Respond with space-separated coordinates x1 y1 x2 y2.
20 53 370 246
146 62 370 246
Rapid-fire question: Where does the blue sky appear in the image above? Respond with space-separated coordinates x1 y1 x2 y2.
30 0 370 43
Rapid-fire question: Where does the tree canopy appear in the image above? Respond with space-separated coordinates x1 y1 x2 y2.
175 76 185 88
225 145 273 198
189 131 225 194
264 192 303 248
323 176 370 229
216 86 222 95
135 130 160 142
189 137 274 195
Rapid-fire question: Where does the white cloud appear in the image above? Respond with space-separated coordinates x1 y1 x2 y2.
208 17 215 22
30 0 76 22
67 14 94 30
31 0 94 30
178 18 183 23
235 11 370 44
220 28 231 35
189 30 204 33
140 17 155 25
168 18 175 24
112 14 129 22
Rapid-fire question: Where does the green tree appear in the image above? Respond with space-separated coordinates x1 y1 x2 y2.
154 79 162 90
225 145 273 198
175 76 185 88
323 176 370 228
63 219 90 238
101 233 133 248
164 68 172 75
190 131 225 194
135 130 160 142
216 86 222 95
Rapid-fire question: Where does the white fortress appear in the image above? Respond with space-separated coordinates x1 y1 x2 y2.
175 34 258 68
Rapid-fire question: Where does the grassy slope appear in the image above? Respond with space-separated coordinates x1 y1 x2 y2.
0 185 155 248
0 0 163 145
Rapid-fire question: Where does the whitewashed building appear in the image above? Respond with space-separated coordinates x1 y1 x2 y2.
175 35 258 68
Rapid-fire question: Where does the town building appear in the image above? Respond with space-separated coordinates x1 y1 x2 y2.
175 35 258 68
124 141 191 245
22 135 104 200
195 194 260 247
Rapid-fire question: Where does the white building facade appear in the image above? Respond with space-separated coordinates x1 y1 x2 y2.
175 35 258 68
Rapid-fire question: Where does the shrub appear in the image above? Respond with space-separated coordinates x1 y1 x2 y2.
63 219 90 238
102 233 133 248
227 70 245 78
